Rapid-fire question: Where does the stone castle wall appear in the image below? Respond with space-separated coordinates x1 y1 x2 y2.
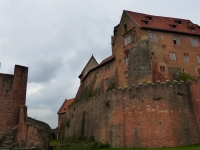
65 80 200 148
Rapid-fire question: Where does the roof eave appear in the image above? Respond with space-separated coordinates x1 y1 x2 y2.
141 26 200 36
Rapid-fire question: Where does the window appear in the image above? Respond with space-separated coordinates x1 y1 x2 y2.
148 33 156 42
146 16 152 21
125 71 128 78
105 65 110 71
191 38 198 47
124 24 127 33
105 78 110 85
175 20 182 24
170 52 176 61
184 53 190 62
133 34 136 43
160 66 165 72
124 57 129 66
173 36 180 45
198 69 200 75
170 25 177 29
124 35 132 46
151 52 155 59
197 55 200 63
142 20 148 25
189 27 195 32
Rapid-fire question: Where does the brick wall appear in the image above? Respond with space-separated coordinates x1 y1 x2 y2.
65 81 200 148
0 65 28 134
17 105 51 149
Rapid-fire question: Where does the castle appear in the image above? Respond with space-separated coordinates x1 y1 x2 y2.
63 10 200 148
75 10 200 100
0 65 51 149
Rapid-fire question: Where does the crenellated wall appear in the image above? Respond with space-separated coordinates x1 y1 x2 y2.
65 80 200 148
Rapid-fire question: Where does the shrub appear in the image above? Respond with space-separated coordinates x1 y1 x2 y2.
106 83 116 92
87 141 109 150
178 72 194 82
86 88 95 98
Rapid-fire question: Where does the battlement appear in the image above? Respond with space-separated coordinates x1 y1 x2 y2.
71 80 192 107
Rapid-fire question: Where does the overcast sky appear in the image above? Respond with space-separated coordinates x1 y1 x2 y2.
0 0 200 128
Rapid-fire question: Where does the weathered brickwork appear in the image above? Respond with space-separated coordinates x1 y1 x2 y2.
17 106 51 150
0 65 28 134
0 65 51 149
65 81 200 148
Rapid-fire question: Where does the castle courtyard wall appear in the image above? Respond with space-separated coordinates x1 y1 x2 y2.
65 81 200 148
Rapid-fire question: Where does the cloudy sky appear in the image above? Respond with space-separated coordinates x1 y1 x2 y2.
0 0 200 128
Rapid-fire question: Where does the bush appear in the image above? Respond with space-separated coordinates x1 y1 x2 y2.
178 72 193 82
106 83 116 92
87 141 109 150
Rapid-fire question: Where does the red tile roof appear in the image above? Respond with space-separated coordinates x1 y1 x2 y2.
57 98 74 114
125 10 200 35
99 55 115 66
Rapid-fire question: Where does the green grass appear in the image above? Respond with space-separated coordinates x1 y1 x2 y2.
50 140 200 150
99 144 200 150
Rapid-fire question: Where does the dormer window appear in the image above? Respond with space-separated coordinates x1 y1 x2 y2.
170 24 177 29
189 22 193 25
189 27 195 32
175 20 182 24
146 16 152 21
142 20 148 25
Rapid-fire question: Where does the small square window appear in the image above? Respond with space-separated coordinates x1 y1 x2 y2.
133 34 136 43
173 36 180 45
124 24 127 33
160 66 165 72
151 52 155 59
105 65 110 71
149 33 156 42
124 57 129 66
184 53 190 62
125 71 128 78
170 52 176 61
198 69 200 75
197 55 200 63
